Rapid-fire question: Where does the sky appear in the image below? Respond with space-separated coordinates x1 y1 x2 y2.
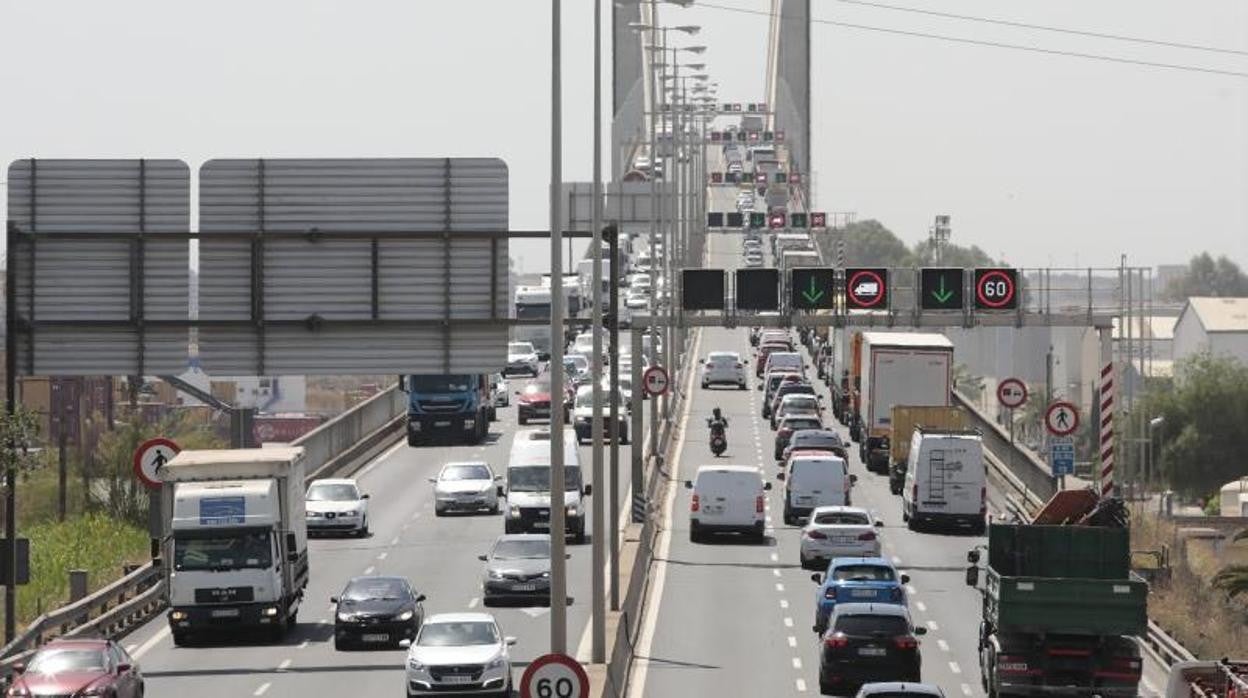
1 0 1245 274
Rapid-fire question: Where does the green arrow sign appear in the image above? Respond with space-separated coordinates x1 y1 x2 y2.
802 276 824 304
919 268 965 311
789 268 836 310
931 276 954 304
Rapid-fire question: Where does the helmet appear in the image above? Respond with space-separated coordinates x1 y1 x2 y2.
712 407 723 419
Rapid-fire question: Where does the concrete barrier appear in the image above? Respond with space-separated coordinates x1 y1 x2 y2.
296 385 407 484
952 391 1057 502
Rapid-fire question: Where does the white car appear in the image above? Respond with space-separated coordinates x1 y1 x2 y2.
701 351 748 389
744 252 764 268
491 373 509 407
798 505 882 570
625 291 650 310
403 613 515 696
505 342 540 377
856 683 946 698
305 478 370 537
571 385 629 445
430 462 502 516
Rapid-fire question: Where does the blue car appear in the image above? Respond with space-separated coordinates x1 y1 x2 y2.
810 557 910 634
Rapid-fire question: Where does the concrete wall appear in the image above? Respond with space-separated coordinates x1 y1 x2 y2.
1172 310 1208 362
293 384 405 482
774 0 810 175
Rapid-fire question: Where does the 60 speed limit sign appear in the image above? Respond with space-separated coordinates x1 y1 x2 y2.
520 653 589 698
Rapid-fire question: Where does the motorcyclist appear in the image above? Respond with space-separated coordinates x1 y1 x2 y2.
707 407 729 435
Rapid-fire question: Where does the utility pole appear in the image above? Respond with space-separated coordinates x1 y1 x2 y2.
929 214 951 265
548 0 568 655
589 0 606 664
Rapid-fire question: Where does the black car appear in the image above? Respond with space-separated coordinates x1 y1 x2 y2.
480 534 557 606
819 603 924 695
331 576 425 650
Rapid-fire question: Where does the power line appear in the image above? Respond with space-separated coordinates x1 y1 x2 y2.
696 1 1248 79
836 0 1248 57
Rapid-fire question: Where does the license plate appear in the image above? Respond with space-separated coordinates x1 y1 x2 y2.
210 608 240 618
859 647 887 657
704 505 724 514
834 537 857 544
797 496 814 504
513 584 537 592
534 522 550 529
442 676 473 684
851 589 877 597
361 633 390 643
434 421 451 427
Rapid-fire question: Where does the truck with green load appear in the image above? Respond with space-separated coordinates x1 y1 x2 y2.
966 511 1148 697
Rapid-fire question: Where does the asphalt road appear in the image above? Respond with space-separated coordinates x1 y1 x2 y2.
124 389 649 697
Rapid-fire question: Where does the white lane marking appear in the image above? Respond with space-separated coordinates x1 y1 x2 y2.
787 636 797 648
468 597 479 609
791 657 802 669
937 639 950 652
783 617 794 628
961 684 973 696
915 601 927 613
521 607 551 618
401 524 410 531
131 626 170 659
905 584 917 595
772 568 781 577
891 555 902 565
770 553 779 562
364 566 375 575
254 683 271 696
775 583 785 592
277 659 292 672
390 536 400 546
796 678 808 692
298 639 310 650
125 643 137 654
949 661 962 674
625 330 703 698
377 552 388 561
780 599 789 609
926 620 939 631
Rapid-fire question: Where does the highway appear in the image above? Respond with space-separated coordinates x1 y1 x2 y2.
123 400 648 697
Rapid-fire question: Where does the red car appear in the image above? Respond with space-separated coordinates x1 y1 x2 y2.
7 638 144 697
516 374 574 426
754 343 792 377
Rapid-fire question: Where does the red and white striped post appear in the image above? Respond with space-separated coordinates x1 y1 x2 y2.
1099 361 1115 497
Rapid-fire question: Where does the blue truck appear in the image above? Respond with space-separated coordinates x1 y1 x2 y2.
402 374 494 446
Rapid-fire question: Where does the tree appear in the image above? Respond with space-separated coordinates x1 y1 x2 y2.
0 407 42 490
912 239 997 267
823 220 914 267
1146 352 1248 498
1162 252 1248 301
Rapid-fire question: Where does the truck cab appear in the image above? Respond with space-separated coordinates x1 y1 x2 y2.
402 374 491 446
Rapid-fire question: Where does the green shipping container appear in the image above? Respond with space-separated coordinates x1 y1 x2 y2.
985 569 1148 635
987 523 1130 580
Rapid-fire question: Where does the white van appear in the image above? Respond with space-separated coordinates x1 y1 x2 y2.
780 455 854 525
902 428 986 533
684 465 772 543
504 428 592 542
763 351 804 379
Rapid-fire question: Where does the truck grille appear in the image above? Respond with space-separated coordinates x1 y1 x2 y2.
418 400 465 413
194 586 254 604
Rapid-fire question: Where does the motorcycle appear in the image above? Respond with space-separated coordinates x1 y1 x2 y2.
707 418 728 457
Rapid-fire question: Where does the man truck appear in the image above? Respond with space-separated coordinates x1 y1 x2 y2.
966 499 1147 697
163 447 309 646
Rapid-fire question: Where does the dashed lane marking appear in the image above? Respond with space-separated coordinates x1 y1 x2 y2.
783 617 794 628
775 583 785 592
364 566 375 575
377 552 388 561
915 601 927 613
254 683 271 696
949 661 962 675
926 620 938 631
298 640 309 650
277 659 292 672
788 636 797 648
791 657 802 670
937 639 950 652
468 597 479 609
961 684 973 696
780 599 789 609
796 679 808 692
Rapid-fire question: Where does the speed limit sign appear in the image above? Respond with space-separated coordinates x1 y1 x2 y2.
520 653 589 698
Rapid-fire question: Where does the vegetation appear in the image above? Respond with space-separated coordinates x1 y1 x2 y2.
1162 252 1248 301
817 219 1000 268
1144 352 1248 498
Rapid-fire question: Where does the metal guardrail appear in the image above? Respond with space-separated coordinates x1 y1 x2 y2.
0 384 407 672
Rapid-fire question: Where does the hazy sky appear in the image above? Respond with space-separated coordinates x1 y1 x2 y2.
2 0 1245 273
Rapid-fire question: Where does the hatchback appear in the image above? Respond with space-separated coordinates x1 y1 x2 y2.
331 576 426 650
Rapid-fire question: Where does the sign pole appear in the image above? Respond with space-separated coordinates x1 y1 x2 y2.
548 0 568 655
4 221 18 643
589 0 606 665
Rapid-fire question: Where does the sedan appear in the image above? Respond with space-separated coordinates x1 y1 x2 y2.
782 429 850 463
772 393 823 430
516 375 572 425
404 613 516 696
744 253 764 268
701 351 748 390
332 576 425 650
305 478 370 537
819 603 925 695
490 373 509 408
800 506 884 570
6 638 143 698
625 290 650 310
430 462 503 516
775 415 825 460
480 534 556 606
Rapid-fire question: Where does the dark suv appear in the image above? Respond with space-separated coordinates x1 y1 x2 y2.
819 603 925 695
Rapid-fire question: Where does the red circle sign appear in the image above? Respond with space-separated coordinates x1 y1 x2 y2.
643 366 670 397
976 270 1017 309
1045 401 1080 437
847 270 886 308
997 378 1028 409
133 437 181 490
520 653 589 698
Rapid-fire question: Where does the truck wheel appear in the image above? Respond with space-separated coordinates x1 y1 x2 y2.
488 406 498 422
620 430 629 445
171 631 191 647
407 434 421 447
519 414 528 425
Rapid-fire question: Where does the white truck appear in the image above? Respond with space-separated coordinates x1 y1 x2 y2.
902 427 986 533
513 285 554 359
857 332 954 474
577 258 613 312
162 447 309 645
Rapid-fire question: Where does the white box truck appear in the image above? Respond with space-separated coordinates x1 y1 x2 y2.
857 332 954 474
902 427 986 533
162 447 309 645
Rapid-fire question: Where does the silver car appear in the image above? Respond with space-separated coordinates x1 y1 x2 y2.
479 534 553 606
403 613 515 696
430 462 503 516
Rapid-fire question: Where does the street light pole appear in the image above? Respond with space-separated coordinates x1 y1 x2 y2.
548 0 568 655
646 2 659 467
590 0 606 665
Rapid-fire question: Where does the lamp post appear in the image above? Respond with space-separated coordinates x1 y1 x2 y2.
1148 416 1164 494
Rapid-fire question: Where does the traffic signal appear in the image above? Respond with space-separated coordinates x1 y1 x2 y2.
707 212 724 228
845 268 889 310
790 268 836 310
768 213 786 229
775 130 786 142
726 212 745 228
682 269 726 310
919 268 965 311
710 172 723 184
749 212 766 228
763 131 773 142
810 212 827 228
735 269 780 311
790 213 808 229
974 268 1019 310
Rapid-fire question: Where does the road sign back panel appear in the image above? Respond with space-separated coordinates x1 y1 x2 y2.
736 269 780 311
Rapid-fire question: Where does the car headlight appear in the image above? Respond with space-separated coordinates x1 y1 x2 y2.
408 658 427 672
79 687 110 697
566 504 580 516
8 687 31 698
336 612 353 622
509 505 521 518
306 511 322 518
396 610 414 622
485 653 507 670
488 569 505 580
541 571 551 579
341 510 358 517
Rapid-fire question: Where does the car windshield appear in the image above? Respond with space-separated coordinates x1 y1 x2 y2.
784 418 823 431
417 621 499 647
26 648 108 675
564 357 588 372
832 565 896 582
493 539 551 560
707 353 739 364
173 529 272 572
306 483 358 501
524 379 552 394
860 693 939 698
441 465 491 481
408 375 472 392
508 466 583 492
576 390 621 409
782 397 819 411
833 615 910 636
794 431 840 447
343 577 409 602
509 343 534 354
814 512 871 525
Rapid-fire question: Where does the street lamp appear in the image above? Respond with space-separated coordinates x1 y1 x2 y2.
1148 416 1164 492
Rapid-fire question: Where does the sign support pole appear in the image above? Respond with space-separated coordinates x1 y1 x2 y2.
4 221 18 643
548 0 568 655
589 0 606 664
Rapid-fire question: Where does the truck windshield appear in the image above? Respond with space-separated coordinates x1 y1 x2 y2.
408 375 472 392
173 529 273 571
515 303 552 320
508 466 583 492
